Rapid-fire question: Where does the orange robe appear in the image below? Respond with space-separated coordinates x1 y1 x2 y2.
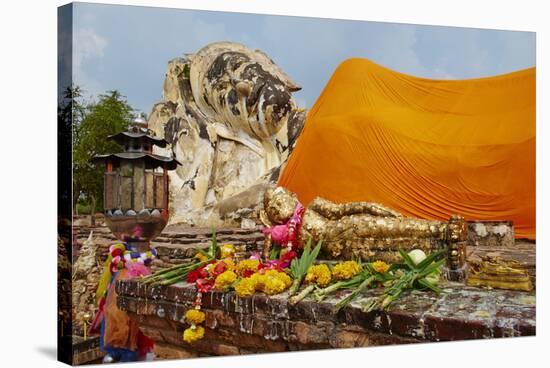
279 59 535 239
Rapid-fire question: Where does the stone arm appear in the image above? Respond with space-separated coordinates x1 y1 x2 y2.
308 197 403 220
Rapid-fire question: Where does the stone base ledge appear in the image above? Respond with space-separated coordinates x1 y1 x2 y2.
116 279 535 358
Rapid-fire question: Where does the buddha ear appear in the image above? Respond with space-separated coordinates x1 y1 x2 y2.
252 48 301 92
263 185 276 208
259 210 273 227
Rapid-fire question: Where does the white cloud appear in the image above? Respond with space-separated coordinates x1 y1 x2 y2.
73 28 108 99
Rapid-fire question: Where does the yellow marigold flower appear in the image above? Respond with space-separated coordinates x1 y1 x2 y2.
223 258 235 272
235 277 256 297
372 260 390 274
183 326 205 343
332 261 362 280
194 252 209 263
250 272 266 290
265 269 292 288
278 271 292 288
305 264 332 287
214 270 237 290
220 244 236 259
263 276 287 295
185 309 205 325
236 259 260 277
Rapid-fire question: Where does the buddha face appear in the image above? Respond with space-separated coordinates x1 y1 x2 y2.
190 42 301 141
264 186 299 224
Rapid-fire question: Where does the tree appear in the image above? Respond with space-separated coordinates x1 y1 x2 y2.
58 85 85 214
73 90 134 219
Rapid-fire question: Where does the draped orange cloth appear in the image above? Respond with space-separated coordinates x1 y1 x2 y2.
279 58 535 239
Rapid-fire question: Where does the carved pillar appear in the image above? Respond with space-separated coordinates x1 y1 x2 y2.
444 214 468 282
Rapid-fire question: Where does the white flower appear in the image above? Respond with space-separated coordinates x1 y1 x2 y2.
408 249 427 265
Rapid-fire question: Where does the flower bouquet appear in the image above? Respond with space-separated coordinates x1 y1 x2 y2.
139 230 221 286
363 248 445 312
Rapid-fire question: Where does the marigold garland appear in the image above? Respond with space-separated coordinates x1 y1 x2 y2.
332 261 362 280
183 325 205 343
185 309 205 325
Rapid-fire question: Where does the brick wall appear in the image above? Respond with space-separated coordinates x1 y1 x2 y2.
117 280 535 360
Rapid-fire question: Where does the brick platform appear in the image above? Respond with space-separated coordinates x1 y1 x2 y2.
73 218 536 363
116 279 535 360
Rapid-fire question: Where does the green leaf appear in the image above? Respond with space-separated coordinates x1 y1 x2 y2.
309 241 322 263
416 248 446 270
398 249 417 270
269 245 281 260
288 238 323 296
388 263 407 272
417 278 443 294
208 229 218 258
417 259 445 278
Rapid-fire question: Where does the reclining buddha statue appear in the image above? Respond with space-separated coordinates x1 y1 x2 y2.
260 186 467 265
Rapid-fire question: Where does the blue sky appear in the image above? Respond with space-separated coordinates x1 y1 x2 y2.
70 2 536 115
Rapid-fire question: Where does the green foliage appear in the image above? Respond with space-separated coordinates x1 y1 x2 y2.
269 245 281 260
288 239 323 296
141 230 219 286
289 238 322 280
58 85 86 212
75 203 92 215
364 248 447 312
73 90 134 213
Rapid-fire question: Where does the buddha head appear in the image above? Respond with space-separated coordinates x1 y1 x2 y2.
263 186 300 224
189 42 301 141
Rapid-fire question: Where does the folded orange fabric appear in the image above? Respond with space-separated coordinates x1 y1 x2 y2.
279 58 535 239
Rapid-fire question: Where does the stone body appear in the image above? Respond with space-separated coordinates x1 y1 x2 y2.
262 186 465 263
147 42 305 228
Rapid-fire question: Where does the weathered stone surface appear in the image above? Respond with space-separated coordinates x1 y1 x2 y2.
147 42 306 228
467 220 515 247
71 336 103 365
71 232 101 336
154 343 198 360
116 278 535 360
